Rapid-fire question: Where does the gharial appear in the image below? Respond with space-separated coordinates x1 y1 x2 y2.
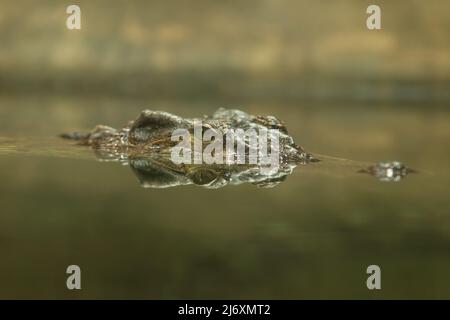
61 108 415 187
60 108 318 188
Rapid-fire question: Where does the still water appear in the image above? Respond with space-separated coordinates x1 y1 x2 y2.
0 94 449 299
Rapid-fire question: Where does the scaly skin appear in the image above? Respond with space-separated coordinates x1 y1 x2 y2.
61 108 319 188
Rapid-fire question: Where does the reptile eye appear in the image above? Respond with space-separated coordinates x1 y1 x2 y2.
189 169 218 185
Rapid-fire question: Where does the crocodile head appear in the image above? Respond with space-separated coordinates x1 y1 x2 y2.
63 108 318 188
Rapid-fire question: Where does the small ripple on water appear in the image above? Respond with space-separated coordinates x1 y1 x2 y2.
0 136 95 161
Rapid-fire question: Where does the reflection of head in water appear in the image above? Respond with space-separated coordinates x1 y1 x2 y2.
128 156 291 189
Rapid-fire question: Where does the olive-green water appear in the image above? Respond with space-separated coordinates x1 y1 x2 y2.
0 95 449 299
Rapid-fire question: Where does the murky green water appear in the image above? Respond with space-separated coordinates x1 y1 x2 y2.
0 95 449 299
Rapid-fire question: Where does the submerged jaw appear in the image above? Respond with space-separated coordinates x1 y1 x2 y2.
304 153 320 163
282 143 319 165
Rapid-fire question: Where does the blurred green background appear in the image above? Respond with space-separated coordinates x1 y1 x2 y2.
0 0 450 299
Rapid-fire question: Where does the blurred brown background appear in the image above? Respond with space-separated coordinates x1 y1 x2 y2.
1 0 449 101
